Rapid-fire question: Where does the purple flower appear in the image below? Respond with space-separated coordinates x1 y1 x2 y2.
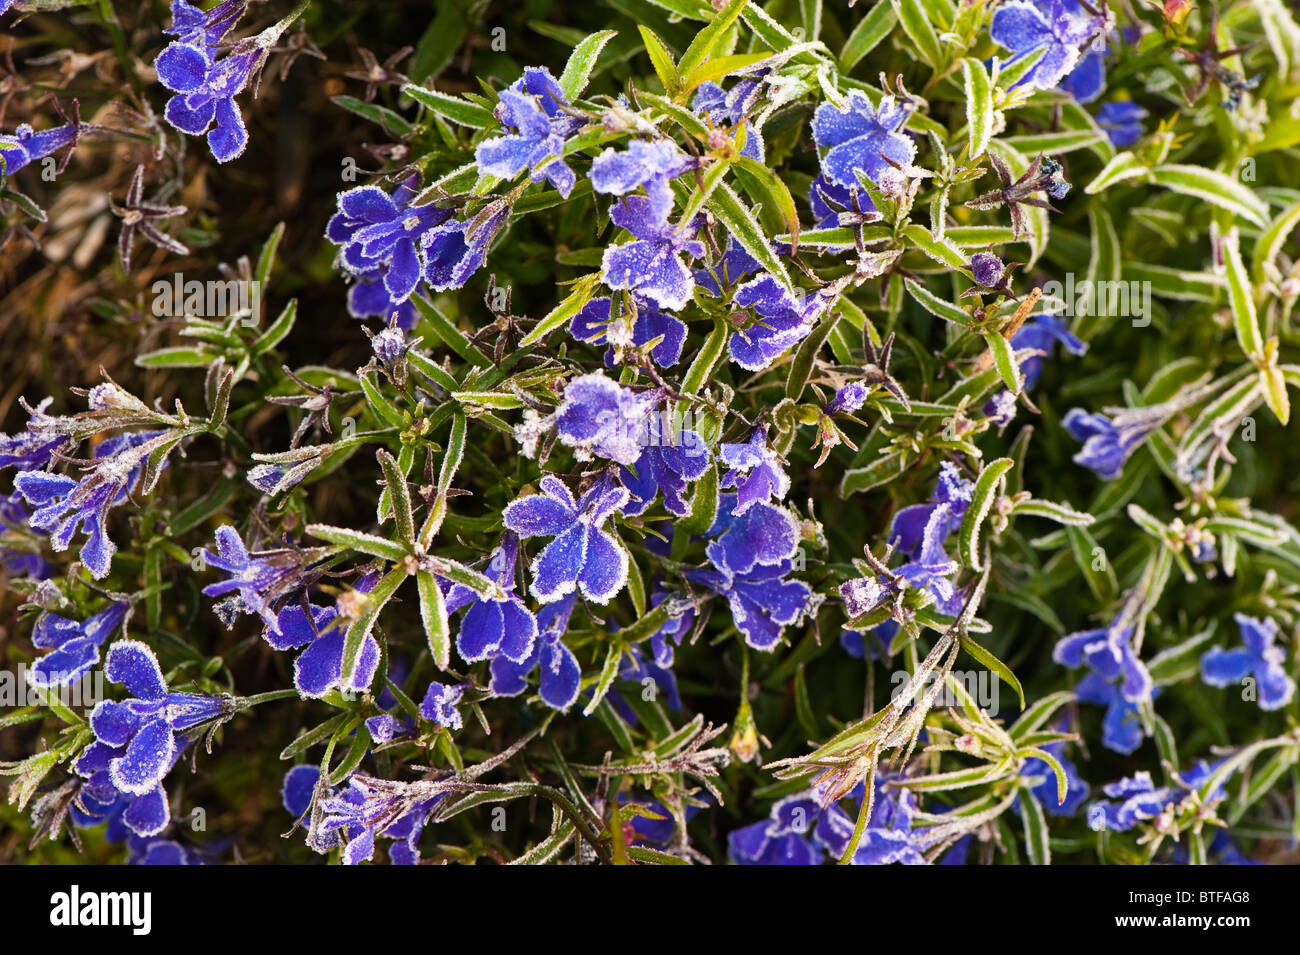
705 493 799 576
693 78 764 161
27 601 128 689
440 534 537 665
200 525 304 632
0 400 69 473
163 0 246 47
554 372 662 467
811 91 916 190
1062 407 1156 480
1087 761 1227 833
319 774 445 865
419 681 466 730
490 593 583 710
729 274 823 371
1096 99 1148 147
326 178 450 306
1056 616 1154 754
718 425 789 515
825 382 869 416
503 473 630 604
687 560 812 652
970 251 1007 289
476 67 582 197
15 431 168 579
989 0 1111 102
347 270 419 329
568 295 688 368
1201 613 1295 711
267 577 382 699
619 412 710 517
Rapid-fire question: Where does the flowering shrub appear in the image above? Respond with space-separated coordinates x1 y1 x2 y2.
2 0 1300 867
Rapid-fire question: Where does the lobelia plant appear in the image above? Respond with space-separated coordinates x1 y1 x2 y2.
1 0 1300 869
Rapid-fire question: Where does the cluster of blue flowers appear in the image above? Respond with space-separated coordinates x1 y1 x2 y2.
3 0 1297 868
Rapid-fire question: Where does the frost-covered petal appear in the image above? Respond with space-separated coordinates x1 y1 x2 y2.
105 640 168 701
109 717 176 795
530 522 588 603
578 525 628 604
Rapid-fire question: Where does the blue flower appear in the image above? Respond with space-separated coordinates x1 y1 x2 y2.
503 473 630 604
76 641 227 836
887 462 973 561
15 431 168 579
840 620 898 660
1056 617 1154 754
200 524 303 632
490 592 583 710
0 399 69 472
688 560 812 651
267 576 382 699
705 493 799 576
1010 313 1087 390
719 425 789 515
440 534 537 665
693 78 764 161
619 412 710 517
808 173 874 228
327 177 450 307
1201 613 1295 711
647 589 694 666
0 121 80 176
1062 407 1156 480
1087 761 1228 833
554 372 662 467
811 91 916 190
593 141 702 310
476 67 582 197
421 200 510 292
27 601 128 689
1096 99 1148 147
989 0 1111 102
568 295 688 368
0 495 52 579
728 274 825 371
318 773 445 865
729 776 926 865
589 138 691 197
155 1 297 162
693 233 764 296
825 382 869 416
419 681 466 730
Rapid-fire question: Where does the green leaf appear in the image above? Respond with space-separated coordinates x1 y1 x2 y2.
518 275 600 346
960 58 994 159
841 1 897 71
359 368 407 428
377 449 415 544
307 523 409 562
982 332 1020 394
418 569 451 670
559 31 618 100
678 0 748 79
1221 227 1264 360
330 95 414 137
959 633 1025 709
707 183 796 295
411 294 493 367
1020 788 1051 865
1148 164 1269 227
402 84 495 127
1252 197 1300 285
958 457 1014 570
905 278 968 324
682 315 729 395
135 346 220 368
582 641 625 716
340 565 408 685
890 0 943 69
786 310 840 400
638 25 681 94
